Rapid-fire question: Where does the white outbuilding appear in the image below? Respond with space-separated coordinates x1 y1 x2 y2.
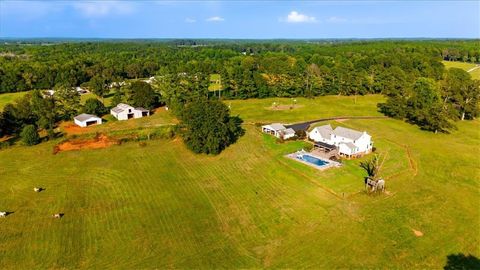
74 114 102 127
262 123 296 140
110 103 150 121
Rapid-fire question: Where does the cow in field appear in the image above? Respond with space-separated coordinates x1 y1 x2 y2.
52 213 64 219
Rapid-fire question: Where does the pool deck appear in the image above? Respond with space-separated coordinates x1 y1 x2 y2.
285 151 341 171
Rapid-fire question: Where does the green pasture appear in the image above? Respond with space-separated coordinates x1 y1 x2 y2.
0 95 478 268
443 60 480 80
0 91 30 110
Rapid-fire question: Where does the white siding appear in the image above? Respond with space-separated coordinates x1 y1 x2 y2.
74 117 102 128
309 127 373 156
338 144 353 156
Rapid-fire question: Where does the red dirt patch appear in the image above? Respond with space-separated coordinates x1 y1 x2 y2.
54 134 118 153
0 135 14 142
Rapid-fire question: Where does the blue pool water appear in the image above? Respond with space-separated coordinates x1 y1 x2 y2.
297 154 329 167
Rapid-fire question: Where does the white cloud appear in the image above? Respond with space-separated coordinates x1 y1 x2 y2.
185 17 196 23
327 16 347 23
73 1 134 17
0 1 64 21
285 11 317 23
206 16 224 22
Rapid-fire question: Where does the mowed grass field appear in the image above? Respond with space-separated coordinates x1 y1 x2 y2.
443 60 480 80
0 95 479 268
0 91 30 110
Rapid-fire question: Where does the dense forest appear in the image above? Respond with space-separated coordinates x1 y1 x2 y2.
0 39 479 138
1 40 478 95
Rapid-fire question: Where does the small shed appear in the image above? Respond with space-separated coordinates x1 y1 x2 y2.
74 114 102 127
282 128 296 140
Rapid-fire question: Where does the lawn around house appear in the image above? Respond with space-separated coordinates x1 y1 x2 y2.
0 94 479 269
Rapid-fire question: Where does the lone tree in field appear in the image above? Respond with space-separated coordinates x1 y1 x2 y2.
360 154 387 193
128 81 157 109
20 125 40 146
180 99 244 155
359 154 382 180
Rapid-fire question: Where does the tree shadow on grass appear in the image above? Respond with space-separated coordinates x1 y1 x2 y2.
444 253 480 270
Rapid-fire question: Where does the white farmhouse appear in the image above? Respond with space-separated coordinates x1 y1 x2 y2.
110 103 150 120
74 114 102 127
262 123 296 140
308 124 373 158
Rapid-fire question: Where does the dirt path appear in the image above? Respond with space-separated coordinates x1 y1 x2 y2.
467 65 480 73
383 138 418 178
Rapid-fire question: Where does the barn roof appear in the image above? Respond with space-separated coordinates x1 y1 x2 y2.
111 103 134 113
135 107 149 112
74 113 100 122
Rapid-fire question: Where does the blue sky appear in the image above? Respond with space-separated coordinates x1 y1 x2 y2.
1 1 478 38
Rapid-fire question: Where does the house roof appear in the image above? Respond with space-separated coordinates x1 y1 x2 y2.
311 124 333 139
284 128 295 135
263 123 287 131
74 113 100 122
341 142 358 150
333 126 366 140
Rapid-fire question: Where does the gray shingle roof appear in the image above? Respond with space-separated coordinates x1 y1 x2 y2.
312 124 333 139
74 113 99 122
284 128 295 135
333 126 365 140
263 123 286 131
341 142 357 150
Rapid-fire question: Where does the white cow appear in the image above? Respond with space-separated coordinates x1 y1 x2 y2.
53 213 63 219
0 211 7 217
34 187 41 192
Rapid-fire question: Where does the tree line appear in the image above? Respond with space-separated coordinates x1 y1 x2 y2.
1 40 479 138
1 40 478 95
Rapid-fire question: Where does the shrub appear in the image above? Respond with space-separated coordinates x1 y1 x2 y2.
295 130 306 139
20 125 40 146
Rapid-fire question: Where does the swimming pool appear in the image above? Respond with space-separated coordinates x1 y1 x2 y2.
296 154 329 167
